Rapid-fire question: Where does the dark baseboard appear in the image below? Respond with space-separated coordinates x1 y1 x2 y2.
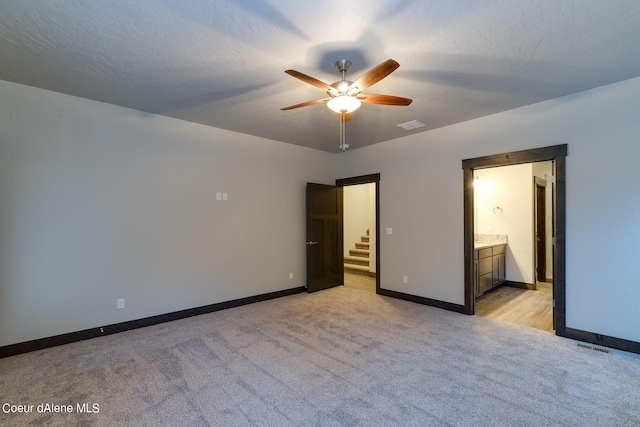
505 280 536 290
378 288 466 314
563 327 640 355
0 286 306 359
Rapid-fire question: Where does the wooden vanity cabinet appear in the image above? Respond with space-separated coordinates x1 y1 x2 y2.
492 245 506 285
474 244 507 297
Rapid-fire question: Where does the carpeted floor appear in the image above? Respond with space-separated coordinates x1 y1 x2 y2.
1 286 639 426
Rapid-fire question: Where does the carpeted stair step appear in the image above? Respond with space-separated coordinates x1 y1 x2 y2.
344 255 369 267
361 235 369 243
355 242 369 249
344 264 370 276
349 248 369 258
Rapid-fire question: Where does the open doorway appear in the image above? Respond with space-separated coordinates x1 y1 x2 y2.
462 144 567 337
343 183 376 293
336 174 380 294
472 161 555 332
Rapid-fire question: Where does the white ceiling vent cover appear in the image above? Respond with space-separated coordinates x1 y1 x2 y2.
397 120 425 131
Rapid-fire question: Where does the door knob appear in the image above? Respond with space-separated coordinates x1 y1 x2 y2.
306 241 318 245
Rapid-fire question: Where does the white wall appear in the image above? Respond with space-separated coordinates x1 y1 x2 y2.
336 76 640 344
368 183 376 273
343 184 371 254
343 183 376 273
532 161 554 280
475 164 535 284
0 80 335 347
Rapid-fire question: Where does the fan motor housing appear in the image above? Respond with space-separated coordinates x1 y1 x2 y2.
335 59 352 73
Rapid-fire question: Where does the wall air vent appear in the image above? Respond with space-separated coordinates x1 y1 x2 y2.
397 120 425 131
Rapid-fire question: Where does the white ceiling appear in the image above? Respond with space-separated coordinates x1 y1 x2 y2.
1 1 640 152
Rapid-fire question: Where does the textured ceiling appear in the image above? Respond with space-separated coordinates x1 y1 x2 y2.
1 1 640 152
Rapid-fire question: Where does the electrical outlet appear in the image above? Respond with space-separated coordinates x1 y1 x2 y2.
403 276 408 284
117 298 125 309
222 192 228 201
289 272 294 280
216 192 222 201
386 227 393 235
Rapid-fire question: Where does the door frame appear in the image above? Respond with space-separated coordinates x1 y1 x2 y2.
535 177 547 283
462 144 567 336
336 173 381 294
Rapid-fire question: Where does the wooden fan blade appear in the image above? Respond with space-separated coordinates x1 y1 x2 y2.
280 98 330 111
348 59 400 93
359 93 412 106
285 70 338 95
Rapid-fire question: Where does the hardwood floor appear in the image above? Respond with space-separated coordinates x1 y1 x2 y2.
343 272 552 333
344 272 376 293
475 282 554 333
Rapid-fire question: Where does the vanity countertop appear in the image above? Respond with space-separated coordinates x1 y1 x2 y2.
474 242 507 250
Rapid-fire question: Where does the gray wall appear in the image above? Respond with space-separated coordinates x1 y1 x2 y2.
3 75 640 348
336 76 640 344
0 80 335 347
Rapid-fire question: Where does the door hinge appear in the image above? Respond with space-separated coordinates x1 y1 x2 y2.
553 299 556 308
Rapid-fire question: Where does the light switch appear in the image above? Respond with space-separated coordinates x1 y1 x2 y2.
216 192 222 201
222 192 228 201
386 227 393 235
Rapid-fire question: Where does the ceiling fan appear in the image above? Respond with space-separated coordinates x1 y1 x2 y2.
281 59 412 151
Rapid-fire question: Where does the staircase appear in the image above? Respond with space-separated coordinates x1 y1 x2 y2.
344 231 371 276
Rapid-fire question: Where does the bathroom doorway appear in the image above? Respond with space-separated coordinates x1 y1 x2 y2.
472 161 555 332
462 144 567 337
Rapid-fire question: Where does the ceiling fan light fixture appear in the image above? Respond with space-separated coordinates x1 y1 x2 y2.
327 95 361 113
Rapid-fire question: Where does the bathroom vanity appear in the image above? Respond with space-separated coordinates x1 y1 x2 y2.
474 242 507 297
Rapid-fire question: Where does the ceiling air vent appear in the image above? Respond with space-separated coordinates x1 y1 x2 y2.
397 120 425 131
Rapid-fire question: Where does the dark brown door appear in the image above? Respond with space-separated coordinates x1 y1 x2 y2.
536 184 546 282
306 183 343 293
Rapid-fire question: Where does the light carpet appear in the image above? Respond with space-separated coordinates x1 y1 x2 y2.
1 286 639 426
